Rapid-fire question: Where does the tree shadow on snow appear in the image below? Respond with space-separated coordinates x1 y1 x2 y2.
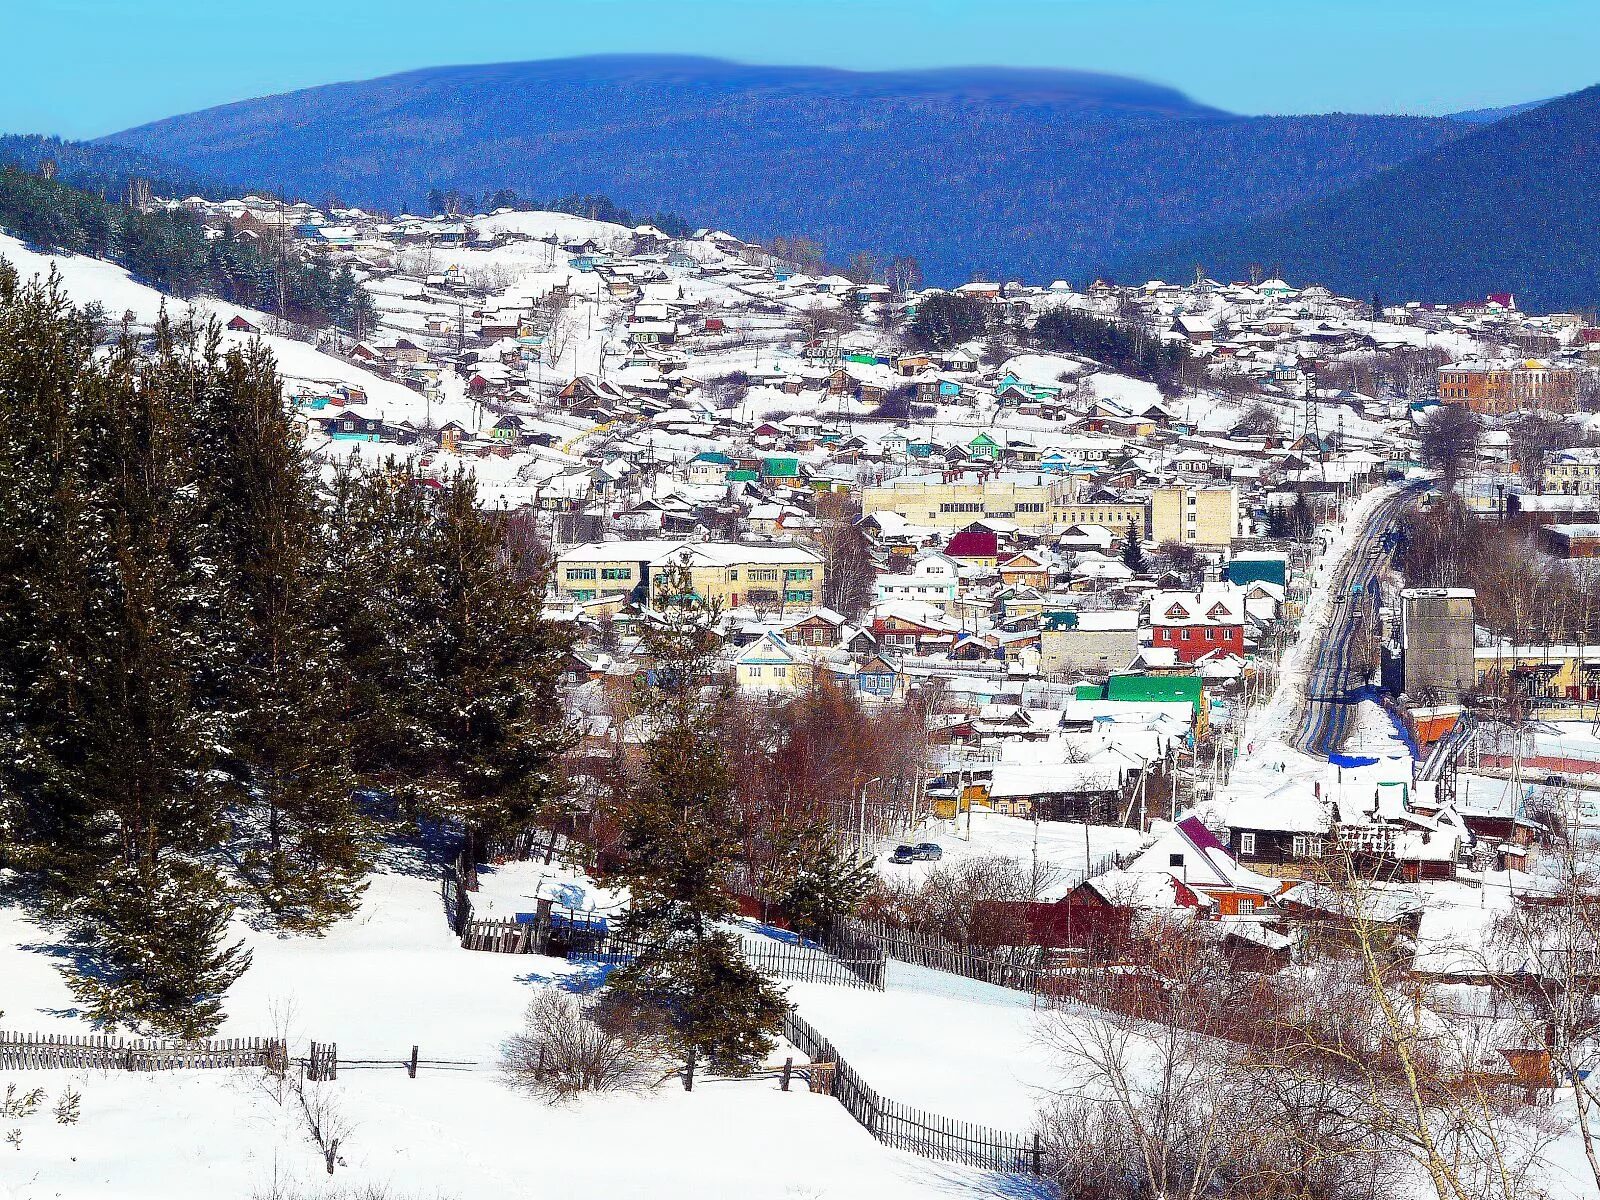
911 1162 1057 1199
514 963 616 994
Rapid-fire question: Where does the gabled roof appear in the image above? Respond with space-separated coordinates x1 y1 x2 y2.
737 631 800 666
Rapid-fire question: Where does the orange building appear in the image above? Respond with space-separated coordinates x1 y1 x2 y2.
1437 358 1578 414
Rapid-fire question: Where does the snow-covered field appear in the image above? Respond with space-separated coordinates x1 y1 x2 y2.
0 857 1050 1199
0 1060 1012 1200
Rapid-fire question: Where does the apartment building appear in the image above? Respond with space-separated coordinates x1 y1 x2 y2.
1149 485 1239 547
861 470 1071 531
554 540 825 612
1048 500 1146 535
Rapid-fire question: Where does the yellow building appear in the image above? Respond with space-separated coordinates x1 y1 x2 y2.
555 539 825 613
1149 485 1239 548
862 471 1070 531
1543 448 1600 496
1049 501 1146 533
653 543 824 612
1473 644 1600 705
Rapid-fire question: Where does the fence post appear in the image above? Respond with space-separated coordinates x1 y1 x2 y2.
1032 1131 1042 1175
329 1042 337 1081
781 1056 793 1092
408 1045 418 1079
684 1047 696 1092
534 897 554 955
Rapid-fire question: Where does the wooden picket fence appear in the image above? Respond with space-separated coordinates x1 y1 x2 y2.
0 1030 285 1072
781 1009 1041 1176
569 932 886 991
841 917 1054 992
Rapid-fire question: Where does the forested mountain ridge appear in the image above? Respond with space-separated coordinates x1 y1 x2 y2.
100 55 1468 284
1117 84 1600 311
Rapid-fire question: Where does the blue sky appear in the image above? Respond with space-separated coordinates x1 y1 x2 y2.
7 0 1598 138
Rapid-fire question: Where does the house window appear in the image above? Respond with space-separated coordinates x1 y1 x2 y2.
1180 629 1190 641
565 568 598 581
1237 898 1257 916
1291 835 1308 858
748 666 763 678
1169 853 1184 868
600 567 631 581
1239 832 1257 856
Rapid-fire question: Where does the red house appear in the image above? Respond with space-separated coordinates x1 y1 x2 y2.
945 528 999 563
1150 589 1244 664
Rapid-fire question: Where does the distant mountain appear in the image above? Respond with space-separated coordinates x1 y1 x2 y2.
101 55 1468 284
1117 85 1600 311
1448 98 1550 124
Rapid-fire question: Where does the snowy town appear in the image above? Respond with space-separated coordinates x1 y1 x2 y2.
7 151 1600 1198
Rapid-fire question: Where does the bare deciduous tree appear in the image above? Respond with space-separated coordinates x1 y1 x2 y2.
501 989 673 1104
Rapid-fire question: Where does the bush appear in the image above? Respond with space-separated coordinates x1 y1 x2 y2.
501 989 671 1103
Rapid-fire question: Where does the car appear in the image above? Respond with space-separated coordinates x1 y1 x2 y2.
914 842 944 862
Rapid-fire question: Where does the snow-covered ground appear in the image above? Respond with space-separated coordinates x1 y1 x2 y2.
0 232 472 436
1339 698 1412 757
0 1060 1021 1200
0 857 1049 1198
788 964 1058 1128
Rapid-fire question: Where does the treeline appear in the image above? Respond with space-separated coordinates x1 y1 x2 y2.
0 268 571 1036
906 292 1193 391
0 134 243 209
432 185 693 237
1397 496 1600 648
1031 307 1190 389
0 166 372 330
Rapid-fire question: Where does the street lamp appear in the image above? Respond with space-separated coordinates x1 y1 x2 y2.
857 775 882 862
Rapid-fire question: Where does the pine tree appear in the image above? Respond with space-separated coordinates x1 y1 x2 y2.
776 824 872 938
192 334 369 929
0 265 103 878
1120 521 1146 572
0 285 249 1034
601 565 787 1079
62 323 247 1033
404 471 573 860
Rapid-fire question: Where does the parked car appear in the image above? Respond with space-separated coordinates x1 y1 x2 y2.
889 842 944 864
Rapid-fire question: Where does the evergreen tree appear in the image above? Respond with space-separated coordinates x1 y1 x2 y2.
776 824 872 938
193 334 369 929
1120 521 1146 572
404 471 573 860
0 265 104 879
1289 492 1315 540
602 565 787 1080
